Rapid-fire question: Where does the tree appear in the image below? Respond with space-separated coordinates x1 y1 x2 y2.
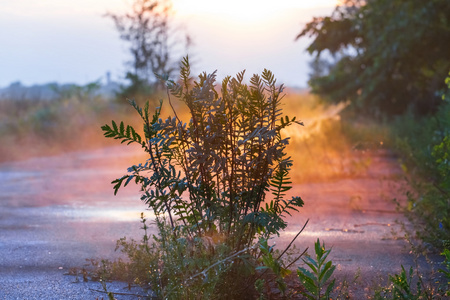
106 0 190 97
297 0 450 117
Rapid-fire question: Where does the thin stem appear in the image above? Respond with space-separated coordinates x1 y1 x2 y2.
186 243 258 282
276 219 309 261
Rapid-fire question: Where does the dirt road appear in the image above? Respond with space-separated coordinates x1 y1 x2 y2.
0 146 434 298
277 151 423 296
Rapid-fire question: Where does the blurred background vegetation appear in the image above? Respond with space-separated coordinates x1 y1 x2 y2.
298 0 450 117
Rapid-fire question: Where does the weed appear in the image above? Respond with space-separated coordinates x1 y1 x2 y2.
257 238 291 296
297 238 336 300
370 247 450 299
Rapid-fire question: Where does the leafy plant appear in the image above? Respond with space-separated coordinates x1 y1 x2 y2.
439 249 450 296
389 265 424 299
297 238 336 300
257 238 290 296
370 248 450 299
101 56 304 298
388 73 450 250
372 264 437 300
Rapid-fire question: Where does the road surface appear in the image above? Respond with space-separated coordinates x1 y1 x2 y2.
0 146 436 298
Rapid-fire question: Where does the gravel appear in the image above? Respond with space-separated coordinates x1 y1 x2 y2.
0 267 147 299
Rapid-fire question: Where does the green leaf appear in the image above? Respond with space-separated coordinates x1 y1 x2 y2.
303 256 319 272
112 120 118 132
298 266 317 282
320 264 336 285
325 279 336 298
298 270 319 295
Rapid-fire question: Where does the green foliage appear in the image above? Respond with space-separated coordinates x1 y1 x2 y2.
432 136 450 187
389 74 450 250
373 265 427 300
439 249 450 296
297 0 450 116
389 266 423 299
372 249 450 299
101 56 304 298
254 278 266 300
257 238 291 296
297 239 336 300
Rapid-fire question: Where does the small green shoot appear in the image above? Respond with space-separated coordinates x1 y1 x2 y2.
297 238 336 300
257 238 291 296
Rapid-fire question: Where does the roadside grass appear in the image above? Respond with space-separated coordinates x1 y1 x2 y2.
0 93 163 162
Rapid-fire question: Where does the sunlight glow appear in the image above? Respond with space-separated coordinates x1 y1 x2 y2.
0 0 338 87
173 0 338 23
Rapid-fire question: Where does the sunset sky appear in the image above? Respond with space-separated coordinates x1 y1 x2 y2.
0 0 336 88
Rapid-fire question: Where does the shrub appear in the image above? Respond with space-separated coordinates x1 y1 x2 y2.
390 73 450 250
101 56 305 298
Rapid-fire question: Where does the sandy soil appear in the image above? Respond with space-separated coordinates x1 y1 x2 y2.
0 146 438 298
